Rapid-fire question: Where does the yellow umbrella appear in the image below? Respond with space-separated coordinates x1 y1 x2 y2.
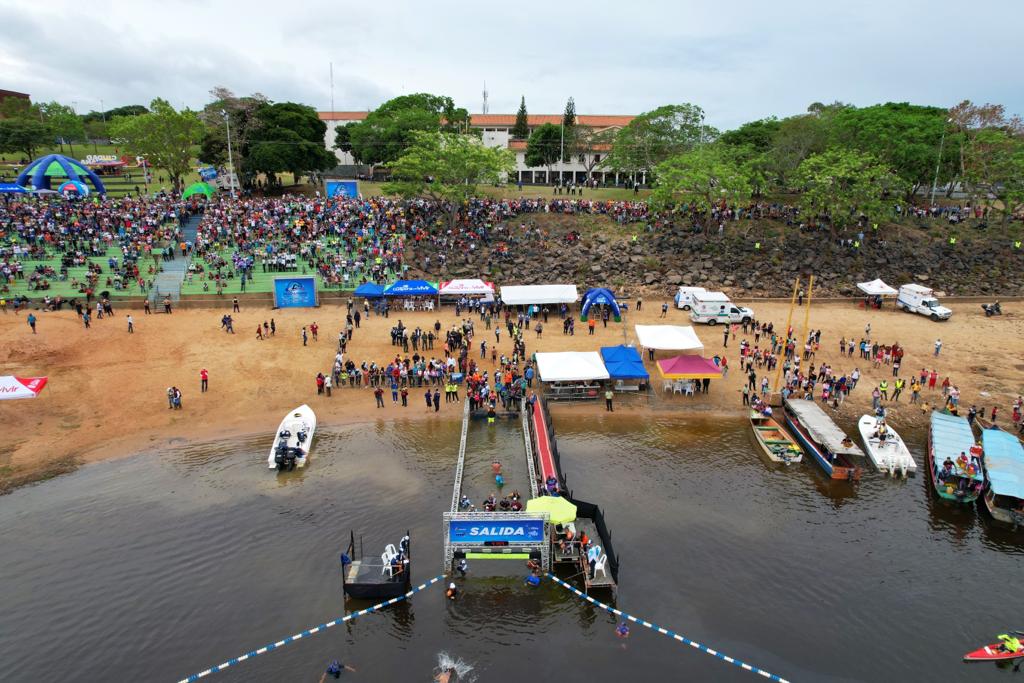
525 496 577 525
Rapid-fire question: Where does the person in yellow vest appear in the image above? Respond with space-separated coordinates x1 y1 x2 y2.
892 378 905 401
879 379 889 401
997 633 1022 653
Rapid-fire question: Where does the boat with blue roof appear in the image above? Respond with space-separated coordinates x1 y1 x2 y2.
928 411 984 503
980 428 1024 527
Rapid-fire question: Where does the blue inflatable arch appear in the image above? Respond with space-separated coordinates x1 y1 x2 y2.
15 154 107 194
580 287 622 322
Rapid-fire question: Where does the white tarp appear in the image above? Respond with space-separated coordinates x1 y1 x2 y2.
857 279 898 296
535 352 610 382
0 376 48 400
500 284 578 306
438 278 495 295
634 324 704 352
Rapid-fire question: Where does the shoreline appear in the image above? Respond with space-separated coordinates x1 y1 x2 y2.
2 299 1021 494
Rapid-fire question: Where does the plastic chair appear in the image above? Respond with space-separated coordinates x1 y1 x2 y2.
381 552 395 577
663 380 673 393
593 554 608 579
673 381 684 394
684 382 696 397
384 543 399 560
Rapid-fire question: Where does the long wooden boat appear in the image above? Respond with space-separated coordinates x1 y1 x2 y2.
980 428 1024 527
857 415 917 477
928 411 984 503
783 399 863 480
750 410 803 463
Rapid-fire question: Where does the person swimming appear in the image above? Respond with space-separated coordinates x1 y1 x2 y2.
495 473 504 488
616 622 630 639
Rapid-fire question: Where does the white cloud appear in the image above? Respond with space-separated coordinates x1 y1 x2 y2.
1 0 1020 127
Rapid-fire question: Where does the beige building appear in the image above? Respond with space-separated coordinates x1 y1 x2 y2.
318 111 639 185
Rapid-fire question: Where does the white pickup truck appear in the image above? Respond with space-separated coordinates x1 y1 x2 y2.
689 291 754 325
897 284 952 321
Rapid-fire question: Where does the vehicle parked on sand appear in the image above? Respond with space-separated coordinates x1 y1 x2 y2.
897 284 951 321
688 291 753 326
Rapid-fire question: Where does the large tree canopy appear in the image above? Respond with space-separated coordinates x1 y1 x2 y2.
829 102 950 196
603 104 714 174
794 148 904 236
109 98 204 191
384 131 515 226
524 123 562 173
197 87 268 175
652 146 753 233
243 102 336 183
345 93 470 166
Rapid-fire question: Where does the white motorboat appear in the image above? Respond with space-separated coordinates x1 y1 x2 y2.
268 404 317 471
858 415 916 477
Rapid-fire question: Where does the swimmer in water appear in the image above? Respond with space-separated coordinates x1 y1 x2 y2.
434 667 455 683
616 622 630 639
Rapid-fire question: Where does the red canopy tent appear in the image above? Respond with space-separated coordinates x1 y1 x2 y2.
656 356 722 380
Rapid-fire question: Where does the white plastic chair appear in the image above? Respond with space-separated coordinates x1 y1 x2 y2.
593 554 608 579
672 381 684 394
662 380 673 393
684 382 696 397
381 552 395 577
384 543 399 560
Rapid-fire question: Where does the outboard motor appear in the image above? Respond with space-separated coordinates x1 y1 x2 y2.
274 443 290 469
981 302 1002 317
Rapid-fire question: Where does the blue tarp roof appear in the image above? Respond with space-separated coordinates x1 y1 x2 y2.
0 182 28 194
384 280 438 296
600 345 649 380
353 282 385 298
982 429 1024 500
930 411 983 480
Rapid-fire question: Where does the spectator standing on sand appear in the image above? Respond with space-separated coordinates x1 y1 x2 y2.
82 311 91 329
127 314 134 333
661 303 668 318
200 369 209 392
144 299 151 314
325 374 332 397
934 339 942 356
163 297 172 314
256 325 263 340
270 318 276 336
27 312 36 334
311 322 319 341
374 386 385 408
232 297 239 312
302 327 308 346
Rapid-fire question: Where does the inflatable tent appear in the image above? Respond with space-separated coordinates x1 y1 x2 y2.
15 154 106 194
581 287 622 322
182 182 216 200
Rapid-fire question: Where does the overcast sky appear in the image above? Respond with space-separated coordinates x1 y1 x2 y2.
1 0 1020 129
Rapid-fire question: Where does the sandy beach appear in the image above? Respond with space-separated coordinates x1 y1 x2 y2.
2 296 1022 492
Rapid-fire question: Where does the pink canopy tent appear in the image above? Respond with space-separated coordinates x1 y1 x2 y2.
656 356 722 380
0 376 48 400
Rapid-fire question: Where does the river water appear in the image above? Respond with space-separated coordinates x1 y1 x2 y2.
1 413 1021 682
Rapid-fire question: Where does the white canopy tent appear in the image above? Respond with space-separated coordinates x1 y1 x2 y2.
500 284 578 306
438 278 495 295
634 324 704 353
535 352 610 382
857 279 898 296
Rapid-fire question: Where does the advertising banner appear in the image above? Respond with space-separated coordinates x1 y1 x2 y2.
273 276 319 308
326 180 359 199
448 518 546 545
0 376 48 400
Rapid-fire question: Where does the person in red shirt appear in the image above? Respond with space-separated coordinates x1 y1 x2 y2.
928 370 938 390
200 369 209 393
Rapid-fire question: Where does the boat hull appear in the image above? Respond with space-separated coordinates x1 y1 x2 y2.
784 411 861 480
750 412 803 463
963 643 1024 662
268 404 317 470
857 415 916 476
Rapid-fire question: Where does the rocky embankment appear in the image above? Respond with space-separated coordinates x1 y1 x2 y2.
408 216 1023 298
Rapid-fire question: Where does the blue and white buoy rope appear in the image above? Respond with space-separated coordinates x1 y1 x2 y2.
177 575 446 682
546 573 790 683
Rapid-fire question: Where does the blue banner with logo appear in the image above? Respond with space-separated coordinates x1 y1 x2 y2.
326 180 359 199
448 518 545 545
273 276 318 308
199 167 218 181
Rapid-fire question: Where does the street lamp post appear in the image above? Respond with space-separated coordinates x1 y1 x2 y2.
930 118 952 207
222 109 237 198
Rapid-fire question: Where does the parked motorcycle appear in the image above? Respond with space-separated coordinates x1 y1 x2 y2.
981 302 1002 317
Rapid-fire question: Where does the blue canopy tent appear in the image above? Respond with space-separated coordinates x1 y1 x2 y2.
353 282 385 298
15 154 107 195
600 345 650 380
384 280 438 297
0 182 28 194
581 287 622 322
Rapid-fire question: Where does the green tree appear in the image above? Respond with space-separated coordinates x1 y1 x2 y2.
109 98 204 192
719 117 780 153
652 146 753 234
82 105 148 123
196 87 267 177
511 96 530 139
603 104 713 175
384 131 515 227
829 103 950 197
948 100 1024 207
561 97 577 162
576 127 617 177
525 123 562 182
346 93 468 167
38 102 86 157
334 123 354 154
794 148 904 236
0 118 51 160
243 102 336 185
